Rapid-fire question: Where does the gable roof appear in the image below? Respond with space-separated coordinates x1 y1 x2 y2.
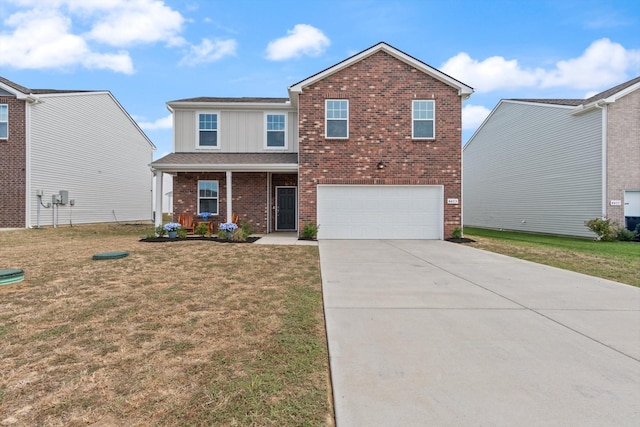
508 75 640 108
584 75 640 104
169 97 289 104
0 76 98 97
288 42 474 98
0 76 155 150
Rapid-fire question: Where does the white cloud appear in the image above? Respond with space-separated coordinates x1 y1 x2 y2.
462 104 492 131
179 38 237 66
442 53 544 93
442 38 640 93
137 114 173 130
541 38 640 89
0 8 134 73
266 24 330 61
86 0 185 47
0 0 188 73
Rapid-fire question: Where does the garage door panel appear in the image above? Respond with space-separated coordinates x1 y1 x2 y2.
317 185 443 239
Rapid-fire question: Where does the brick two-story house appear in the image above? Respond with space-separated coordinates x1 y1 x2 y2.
0 77 155 229
151 42 473 239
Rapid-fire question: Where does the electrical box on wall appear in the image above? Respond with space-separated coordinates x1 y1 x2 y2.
59 190 69 205
52 194 61 204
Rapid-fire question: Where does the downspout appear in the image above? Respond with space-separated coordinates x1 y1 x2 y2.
153 170 163 227
226 171 232 222
24 95 41 228
595 101 607 217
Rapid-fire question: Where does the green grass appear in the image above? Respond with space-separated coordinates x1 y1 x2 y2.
464 227 640 287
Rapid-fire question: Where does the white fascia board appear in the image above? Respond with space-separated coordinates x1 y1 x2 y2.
0 82 40 103
288 42 474 98
574 81 640 115
606 81 640 101
151 163 298 173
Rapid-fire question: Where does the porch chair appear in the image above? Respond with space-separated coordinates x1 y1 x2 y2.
177 212 195 234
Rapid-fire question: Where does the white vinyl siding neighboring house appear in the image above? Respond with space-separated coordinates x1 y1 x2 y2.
463 100 603 238
28 92 155 226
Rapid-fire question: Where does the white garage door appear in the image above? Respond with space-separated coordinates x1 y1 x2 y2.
317 185 443 239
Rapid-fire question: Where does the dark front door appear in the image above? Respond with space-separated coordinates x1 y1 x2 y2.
276 187 296 230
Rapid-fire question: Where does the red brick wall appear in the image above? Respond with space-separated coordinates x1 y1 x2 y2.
0 97 26 228
298 50 463 237
173 172 268 233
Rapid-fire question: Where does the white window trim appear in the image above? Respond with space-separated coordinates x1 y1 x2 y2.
325 99 349 139
197 180 219 215
196 111 221 149
412 100 435 140
0 104 8 140
264 112 288 149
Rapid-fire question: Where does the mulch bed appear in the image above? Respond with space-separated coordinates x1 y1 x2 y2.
140 236 261 243
445 237 476 244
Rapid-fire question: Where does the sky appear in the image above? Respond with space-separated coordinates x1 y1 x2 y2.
1 0 639 160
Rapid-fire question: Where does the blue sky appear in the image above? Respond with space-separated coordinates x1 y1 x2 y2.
1 0 639 159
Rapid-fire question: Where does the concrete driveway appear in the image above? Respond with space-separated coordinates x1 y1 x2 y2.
319 240 640 426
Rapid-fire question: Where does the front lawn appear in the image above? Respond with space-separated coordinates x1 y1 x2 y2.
464 227 640 287
0 224 333 426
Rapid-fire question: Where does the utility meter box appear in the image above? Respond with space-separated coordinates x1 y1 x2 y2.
52 194 61 204
59 190 69 205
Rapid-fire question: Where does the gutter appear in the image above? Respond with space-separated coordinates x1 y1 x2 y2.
150 163 299 173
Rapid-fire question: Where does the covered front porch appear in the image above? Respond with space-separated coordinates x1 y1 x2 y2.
150 153 298 234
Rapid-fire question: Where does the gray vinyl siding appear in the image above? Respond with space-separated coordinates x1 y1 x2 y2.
463 101 603 238
173 109 298 153
29 92 154 226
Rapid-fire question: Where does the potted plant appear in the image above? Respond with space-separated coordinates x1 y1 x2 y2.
199 211 212 222
163 222 182 238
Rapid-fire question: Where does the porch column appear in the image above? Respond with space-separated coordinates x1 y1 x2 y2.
154 171 163 227
226 170 232 222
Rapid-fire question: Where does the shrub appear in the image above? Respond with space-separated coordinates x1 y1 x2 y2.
452 227 462 239
615 226 637 241
584 217 617 241
195 223 209 237
177 228 188 238
239 220 255 237
301 222 319 239
231 228 248 242
155 225 166 237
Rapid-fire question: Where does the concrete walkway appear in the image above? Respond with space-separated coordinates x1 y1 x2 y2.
319 240 640 426
254 232 317 246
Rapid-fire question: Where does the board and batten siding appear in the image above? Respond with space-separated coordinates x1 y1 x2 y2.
29 92 154 226
173 109 298 153
463 101 603 238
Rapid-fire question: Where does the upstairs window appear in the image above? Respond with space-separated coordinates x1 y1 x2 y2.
198 180 219 214
412 100 435 139
325 100 348 138
0 105 7 139
265 113 286 148
198 112 218 148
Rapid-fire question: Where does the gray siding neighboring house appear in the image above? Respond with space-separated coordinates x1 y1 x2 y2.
463 76 640 238
0 77 156 228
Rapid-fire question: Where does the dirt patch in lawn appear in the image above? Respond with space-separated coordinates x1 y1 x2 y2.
0 224 333 426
